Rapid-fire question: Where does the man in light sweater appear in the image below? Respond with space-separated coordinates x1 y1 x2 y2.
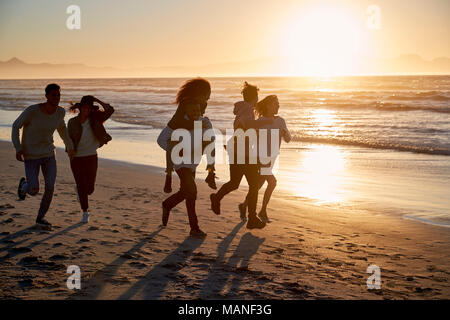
11 83 75 227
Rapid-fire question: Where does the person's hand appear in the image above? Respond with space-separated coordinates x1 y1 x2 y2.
67 149 75 161
202 118 209 129
93 97 108 109
16 151 24 162
94 97 106 105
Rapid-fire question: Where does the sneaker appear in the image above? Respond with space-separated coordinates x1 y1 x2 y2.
205 172 217 190
190 229 207 238
246 215 266 229
17 177 27 200
210 193 221 215
163 174 172 193
238 203 247 221
162 204 170 226
258 210 270 223
82 212 89 223
36 218 52 227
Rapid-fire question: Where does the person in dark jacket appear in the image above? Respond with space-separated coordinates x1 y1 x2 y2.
67 95 114 223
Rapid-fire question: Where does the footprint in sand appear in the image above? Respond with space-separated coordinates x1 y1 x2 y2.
8 247 32 254
18 256 65 270
18 278 34 289
283 282 313 297
49 254 69 261
162 262 185 270
415 287 433 294
128 261 147 269
390 253 405 260
1 218 14 224
0 204 15 210
100 240 114 246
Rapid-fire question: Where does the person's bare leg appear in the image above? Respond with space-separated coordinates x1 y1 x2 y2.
164 147 173 193
259 175 276 222
211 164 243 215
164 170 172 193
239 175 266 220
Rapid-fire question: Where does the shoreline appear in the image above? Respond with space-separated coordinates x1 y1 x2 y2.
0 141 449 299
2 137 449 229
1 102 449 229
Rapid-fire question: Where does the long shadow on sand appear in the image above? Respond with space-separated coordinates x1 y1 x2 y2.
198 221 244 297
199 231 265 299
117 236 205 299
0 223 83 260
70 228 163 299
0 227 36 252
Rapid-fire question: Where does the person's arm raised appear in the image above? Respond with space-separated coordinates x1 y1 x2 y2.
93 97 114 122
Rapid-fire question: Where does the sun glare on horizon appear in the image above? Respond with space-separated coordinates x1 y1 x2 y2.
282 5 366 76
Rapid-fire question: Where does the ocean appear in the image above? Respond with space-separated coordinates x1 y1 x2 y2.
0 76 449 227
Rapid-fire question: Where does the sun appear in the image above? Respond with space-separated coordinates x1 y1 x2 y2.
282 5 366 76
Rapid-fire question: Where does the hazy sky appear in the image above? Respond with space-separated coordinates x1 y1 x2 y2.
0 0 449 68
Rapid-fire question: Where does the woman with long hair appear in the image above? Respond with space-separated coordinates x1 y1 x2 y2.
161 78 216 193
238 95 291 222
67 95 114 223
158 98 213 238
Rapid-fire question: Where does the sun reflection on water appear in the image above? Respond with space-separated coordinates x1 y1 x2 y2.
287 144 347 204
310 108 340 136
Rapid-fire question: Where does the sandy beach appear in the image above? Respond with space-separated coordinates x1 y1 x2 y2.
0 140 449 299
1 0 449 306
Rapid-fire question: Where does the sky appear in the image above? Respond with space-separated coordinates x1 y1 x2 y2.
0 0 449 72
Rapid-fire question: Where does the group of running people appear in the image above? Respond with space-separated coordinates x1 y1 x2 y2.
11 79 291 238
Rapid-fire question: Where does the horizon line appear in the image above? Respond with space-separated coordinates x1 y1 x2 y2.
1 73 450 81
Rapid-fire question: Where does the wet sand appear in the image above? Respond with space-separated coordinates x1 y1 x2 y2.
0 141 449 299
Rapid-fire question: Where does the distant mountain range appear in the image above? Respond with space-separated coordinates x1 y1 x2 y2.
361 55 450 76
0 55 449 79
